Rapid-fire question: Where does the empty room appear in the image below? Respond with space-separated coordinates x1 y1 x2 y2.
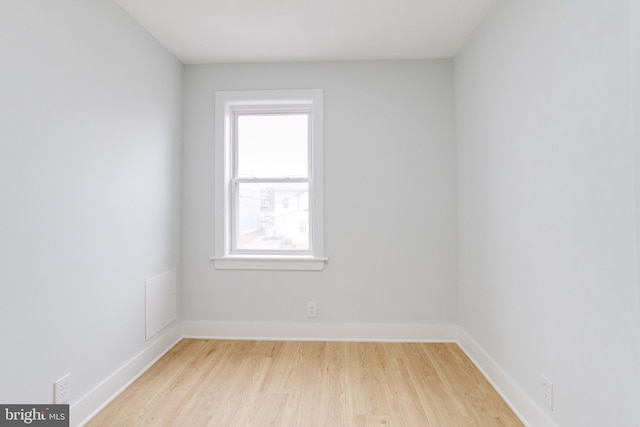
1 0 640 426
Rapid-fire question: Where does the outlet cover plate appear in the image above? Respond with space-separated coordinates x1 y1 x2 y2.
307 301 318 318
54 374 70 404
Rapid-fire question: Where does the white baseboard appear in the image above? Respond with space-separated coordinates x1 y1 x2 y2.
182 320 458 342
456 328 556 427
72 322 183 427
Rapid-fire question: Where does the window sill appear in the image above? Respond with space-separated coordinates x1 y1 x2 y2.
210 255 328 271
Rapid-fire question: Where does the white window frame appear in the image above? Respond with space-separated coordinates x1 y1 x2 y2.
212 89 326 271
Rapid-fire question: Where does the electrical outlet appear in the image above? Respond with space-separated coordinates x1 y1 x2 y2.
541 375 553 411
307 301 318 318
54 374 70 404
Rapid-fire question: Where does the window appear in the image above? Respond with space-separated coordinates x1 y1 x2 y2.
213 89 326 270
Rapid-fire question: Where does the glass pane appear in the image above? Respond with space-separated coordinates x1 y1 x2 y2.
237 114 308 178
236 182 310 251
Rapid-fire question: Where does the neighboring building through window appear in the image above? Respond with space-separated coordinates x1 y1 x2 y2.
213 89 325 270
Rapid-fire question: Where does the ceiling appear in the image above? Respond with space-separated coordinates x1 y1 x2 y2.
113 0 496 64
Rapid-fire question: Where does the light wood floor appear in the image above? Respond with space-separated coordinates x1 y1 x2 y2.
87 340 523 426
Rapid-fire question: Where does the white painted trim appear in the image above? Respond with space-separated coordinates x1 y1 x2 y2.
72 323 183 427
181 320 458 342
456 328 555 427
214 89 325 270
211 256 327 271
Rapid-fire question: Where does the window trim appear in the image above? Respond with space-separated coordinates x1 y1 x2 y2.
213 89 326 271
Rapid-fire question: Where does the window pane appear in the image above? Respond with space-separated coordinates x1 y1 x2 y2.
237 114 308 178
236 182 310 251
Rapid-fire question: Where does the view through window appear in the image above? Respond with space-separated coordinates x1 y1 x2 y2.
234 113 311 251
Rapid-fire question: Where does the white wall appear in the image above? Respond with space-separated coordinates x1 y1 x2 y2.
182 61 457 328
455 1 640 426
633 0 640 336
0 0 182 413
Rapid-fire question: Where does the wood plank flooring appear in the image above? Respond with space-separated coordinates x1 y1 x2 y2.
87 340 523 426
